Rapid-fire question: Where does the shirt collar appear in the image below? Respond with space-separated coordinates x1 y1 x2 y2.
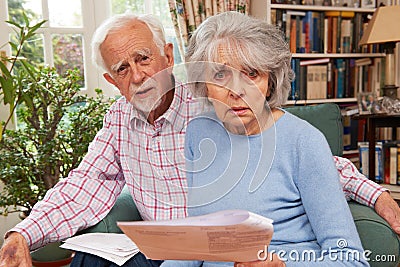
129 78 193 132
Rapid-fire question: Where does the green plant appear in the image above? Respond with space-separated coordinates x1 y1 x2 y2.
0 15 112 215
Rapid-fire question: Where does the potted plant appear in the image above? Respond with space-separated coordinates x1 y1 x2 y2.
0 15 112 265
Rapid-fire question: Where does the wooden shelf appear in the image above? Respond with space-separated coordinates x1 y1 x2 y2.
292 53 385 58
381 184 400 201
271 4 375 12
286 98 356 105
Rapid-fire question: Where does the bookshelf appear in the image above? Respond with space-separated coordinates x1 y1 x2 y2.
266 2 386 104
382 184 400 201
267 4 375 23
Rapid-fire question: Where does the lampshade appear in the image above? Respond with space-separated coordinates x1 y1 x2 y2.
359 5 400 45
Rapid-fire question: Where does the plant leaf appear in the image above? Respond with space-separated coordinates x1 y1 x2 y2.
0 76 15 105
21 94 34 110
26 21 47 39
0 61 11 79
22 13 30 27
9 42 18 51
5 20 23 29
20 60 36 79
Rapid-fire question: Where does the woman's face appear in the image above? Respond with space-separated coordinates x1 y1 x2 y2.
205 46 270 135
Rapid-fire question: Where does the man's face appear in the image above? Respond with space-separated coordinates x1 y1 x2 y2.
101 20 174 114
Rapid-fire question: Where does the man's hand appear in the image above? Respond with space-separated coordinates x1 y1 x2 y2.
375 191 400 235
234 253 286 267
0 232 32 267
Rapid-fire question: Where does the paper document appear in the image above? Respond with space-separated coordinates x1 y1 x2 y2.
118 209 273 262
60 233 139 266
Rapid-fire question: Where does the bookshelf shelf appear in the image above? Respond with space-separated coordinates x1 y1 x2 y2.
270 4 375 12
292 53 385 58
381 184 400 201
286 97 356 105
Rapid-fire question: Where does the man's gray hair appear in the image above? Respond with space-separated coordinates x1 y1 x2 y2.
91 13 166 73
185 11 294 108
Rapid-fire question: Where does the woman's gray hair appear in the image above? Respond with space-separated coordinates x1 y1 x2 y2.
91 13 166 73
185 11 294 108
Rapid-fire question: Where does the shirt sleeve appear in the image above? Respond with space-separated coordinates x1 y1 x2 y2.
291 129 369 266
7 113 126 250
333 156 387 208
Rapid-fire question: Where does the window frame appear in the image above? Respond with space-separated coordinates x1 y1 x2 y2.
1 0 128 98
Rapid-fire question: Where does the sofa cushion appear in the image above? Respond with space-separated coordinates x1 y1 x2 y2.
82 187 142 234
348 201 400 266
284 103 343 156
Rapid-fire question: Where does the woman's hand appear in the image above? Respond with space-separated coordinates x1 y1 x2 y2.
234 253 286 267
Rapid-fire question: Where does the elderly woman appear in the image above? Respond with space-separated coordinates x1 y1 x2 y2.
160 11 368 267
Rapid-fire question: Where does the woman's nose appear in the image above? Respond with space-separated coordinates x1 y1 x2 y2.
228 74 246 98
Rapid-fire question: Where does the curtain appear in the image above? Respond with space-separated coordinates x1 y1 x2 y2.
168 0 250 60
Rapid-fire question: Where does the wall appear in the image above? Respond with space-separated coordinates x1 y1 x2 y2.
250 0 268 19
0 181 20 246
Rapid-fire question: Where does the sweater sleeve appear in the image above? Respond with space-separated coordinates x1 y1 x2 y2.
160 260 203 267
287 127 369 266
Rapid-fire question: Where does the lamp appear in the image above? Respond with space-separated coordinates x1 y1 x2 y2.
359 5 400 99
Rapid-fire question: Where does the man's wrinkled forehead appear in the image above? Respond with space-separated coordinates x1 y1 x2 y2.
101 20 156 68
110 48 152 72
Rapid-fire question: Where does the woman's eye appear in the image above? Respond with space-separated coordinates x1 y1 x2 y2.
247 70 258 78
214 71 225 80
214 70 230 81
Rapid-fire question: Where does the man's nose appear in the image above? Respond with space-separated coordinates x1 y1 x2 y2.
130 63 146 84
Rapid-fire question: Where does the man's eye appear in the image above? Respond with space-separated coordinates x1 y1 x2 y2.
139 55 151 64
117 65 128 74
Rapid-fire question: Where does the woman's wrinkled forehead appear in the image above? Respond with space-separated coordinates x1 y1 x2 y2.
209 42 260 73
212 44 246 69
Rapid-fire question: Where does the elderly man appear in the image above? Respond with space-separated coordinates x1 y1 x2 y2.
0 13 399 267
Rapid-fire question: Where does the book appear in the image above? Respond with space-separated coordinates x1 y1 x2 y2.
398 144 400 185
359 141 383 183
300 58 330 66
117 210 274 262
341 105 359 116
383 141 400 185
343 115 351 150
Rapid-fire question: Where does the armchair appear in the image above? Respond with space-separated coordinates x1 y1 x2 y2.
84 103 400 266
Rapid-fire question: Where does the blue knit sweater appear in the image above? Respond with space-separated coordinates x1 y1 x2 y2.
160 110 369 267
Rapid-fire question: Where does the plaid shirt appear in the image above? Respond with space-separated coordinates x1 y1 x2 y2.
10 82 386 250
334 156 386 207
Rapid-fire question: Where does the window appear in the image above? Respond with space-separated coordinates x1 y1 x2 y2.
111 0 183 65
5 0 85 85
0 0 180 97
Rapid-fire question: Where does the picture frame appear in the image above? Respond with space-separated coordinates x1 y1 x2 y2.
358 92 376 114
360 0 376 8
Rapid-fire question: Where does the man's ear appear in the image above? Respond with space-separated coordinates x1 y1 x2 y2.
164 43 174 69
103 73 117 86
